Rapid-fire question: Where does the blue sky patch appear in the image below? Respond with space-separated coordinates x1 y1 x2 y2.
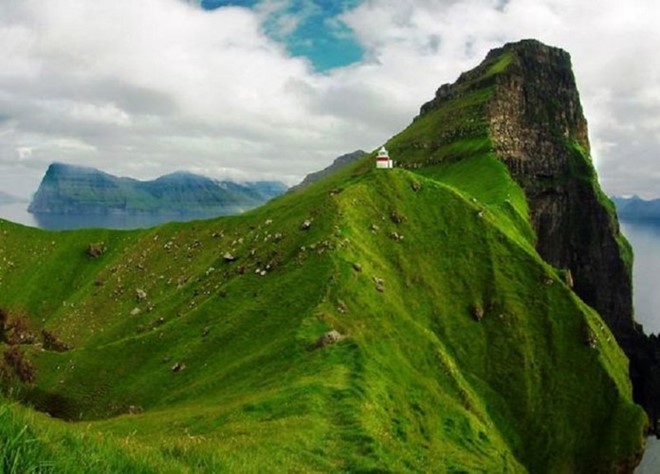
199 0 365 71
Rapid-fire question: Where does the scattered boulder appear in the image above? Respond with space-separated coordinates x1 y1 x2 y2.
130 307 141 316
3 346 36 384
202 326 211 337
171 362 186 373
471 305 484 322
135 289 147 301
389 232 404 241
352 262 363 273
314 330 344 349
411 181 422 192
373 277 385 292
301 219 312 231
41 330 70 352
223 252 236 262
564 269 574 288
127 405 144 415
370 224 379 232
390 211 406 224
85 242 107 259
583 325 598 349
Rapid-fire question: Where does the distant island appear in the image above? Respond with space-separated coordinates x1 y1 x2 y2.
612 195 660 220
28 162 287 217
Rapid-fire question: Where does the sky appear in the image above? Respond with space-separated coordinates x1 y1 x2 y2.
0 0 659 199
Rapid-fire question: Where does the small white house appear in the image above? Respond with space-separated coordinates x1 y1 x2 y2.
376 146 393 169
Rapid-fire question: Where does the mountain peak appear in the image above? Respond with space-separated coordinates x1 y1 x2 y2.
384 38 660 429
28 163 287 218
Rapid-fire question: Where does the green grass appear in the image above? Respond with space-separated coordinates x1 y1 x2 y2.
0 46 647 472
0 161 646 472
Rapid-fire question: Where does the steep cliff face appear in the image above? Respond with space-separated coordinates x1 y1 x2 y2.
401 39 659 429
482 42 660 430
484 41 635 340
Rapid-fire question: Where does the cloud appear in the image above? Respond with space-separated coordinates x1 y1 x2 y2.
0 0 657 201
338 0 660 197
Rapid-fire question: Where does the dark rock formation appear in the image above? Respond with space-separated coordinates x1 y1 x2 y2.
313 330 343 349
486 41 660 432
420 39 660 432
28 162 287 216
289 150 367 192
484 40 633 337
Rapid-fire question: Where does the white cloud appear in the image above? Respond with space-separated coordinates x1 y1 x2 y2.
16 147 32 161
338 0 660 197
0 0 658 200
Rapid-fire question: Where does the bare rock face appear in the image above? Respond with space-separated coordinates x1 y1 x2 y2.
484 40 633 338
419 39 660 430
486 41 660 430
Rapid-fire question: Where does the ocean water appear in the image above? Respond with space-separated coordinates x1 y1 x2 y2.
0 202 226 230
621 220 660 335
623 219 660 473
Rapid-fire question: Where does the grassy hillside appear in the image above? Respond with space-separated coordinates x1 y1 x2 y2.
0 154 646 472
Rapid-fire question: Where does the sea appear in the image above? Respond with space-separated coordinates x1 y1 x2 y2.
0 202 226 230
623 218 660 473
1 202 659 469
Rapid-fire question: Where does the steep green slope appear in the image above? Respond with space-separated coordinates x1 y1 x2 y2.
0 158 646 472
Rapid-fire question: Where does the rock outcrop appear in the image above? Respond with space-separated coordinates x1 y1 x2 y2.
418 39 660 431
484 41 632 338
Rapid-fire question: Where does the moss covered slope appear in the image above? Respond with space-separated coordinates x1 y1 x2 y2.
0 158 646 472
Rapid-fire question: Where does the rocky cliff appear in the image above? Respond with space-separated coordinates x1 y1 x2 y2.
28 163 287 216
395 39 660 431
483 41 634 340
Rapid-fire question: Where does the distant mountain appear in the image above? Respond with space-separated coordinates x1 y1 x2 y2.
0 191 24 204
28 163 287 216
612 195 660 220
289 150 367 192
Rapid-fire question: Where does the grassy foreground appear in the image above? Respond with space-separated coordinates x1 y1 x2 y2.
0 155 647 472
